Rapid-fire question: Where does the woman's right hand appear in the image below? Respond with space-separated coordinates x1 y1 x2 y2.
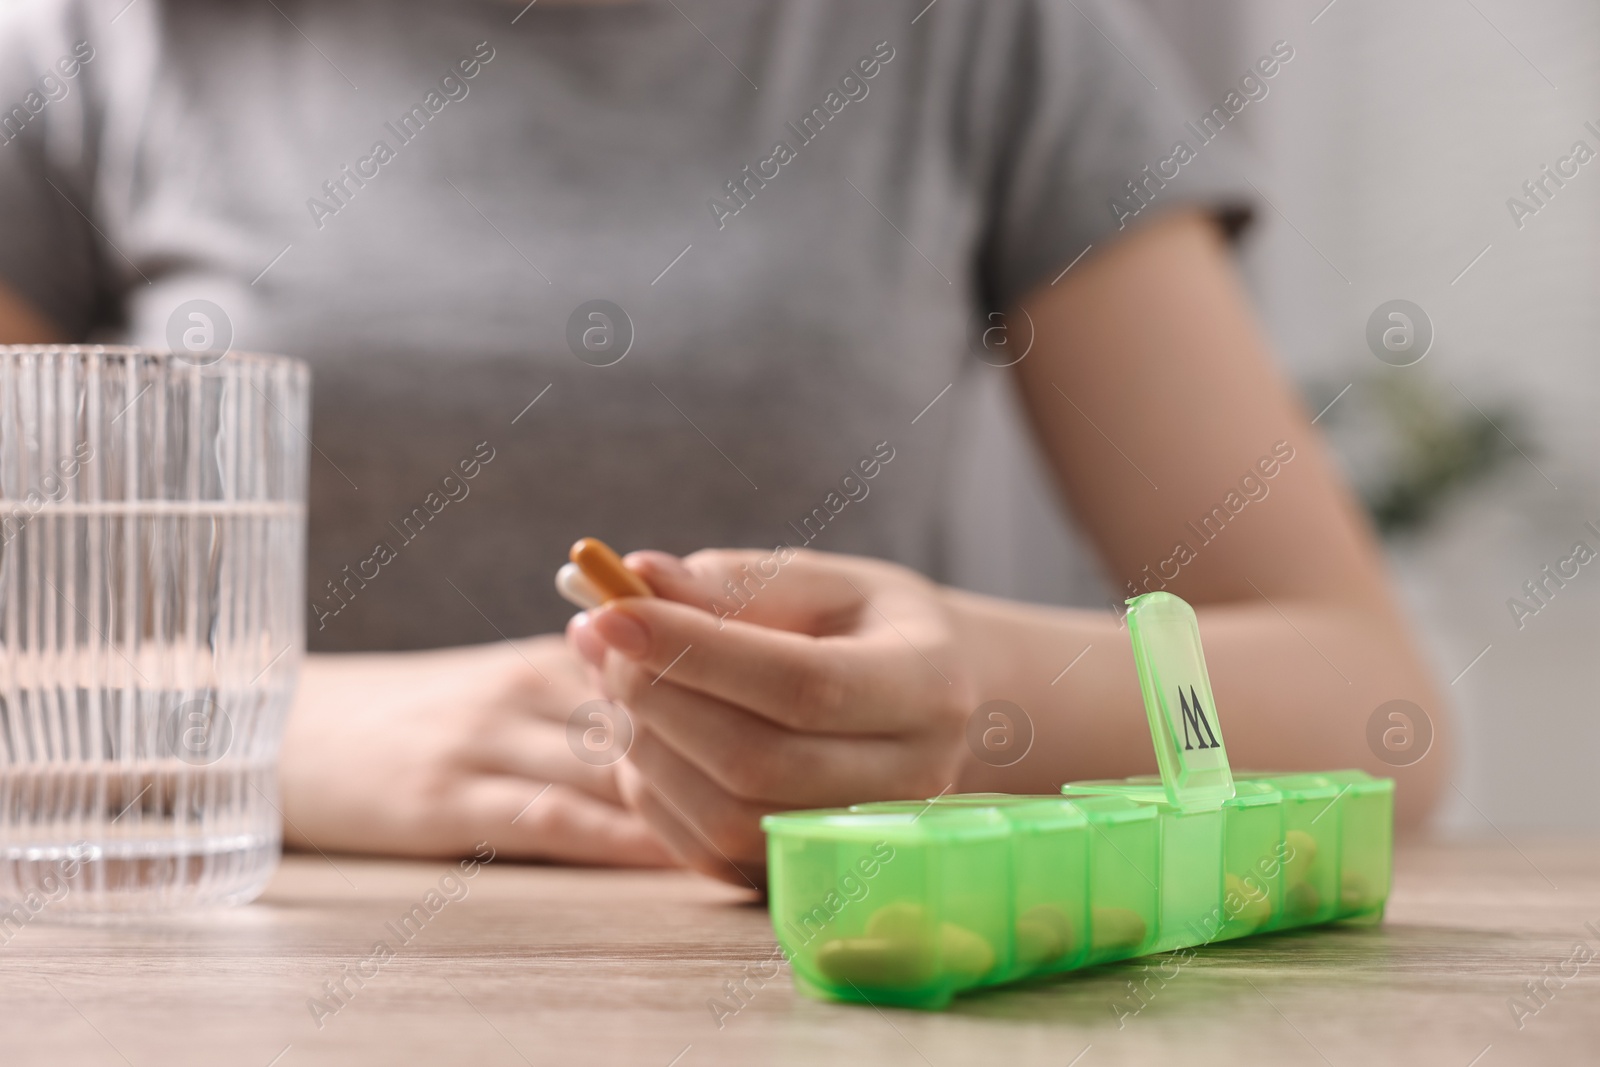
278 635 678 867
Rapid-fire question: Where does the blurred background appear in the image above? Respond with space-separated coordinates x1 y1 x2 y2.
6 0 1588 834
947 0 1600 833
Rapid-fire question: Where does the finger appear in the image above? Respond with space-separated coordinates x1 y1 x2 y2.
465 778 678 868
619 734 770 888
603 657 945 806
623 551 727 612
473 715 626 805
615 761 738 884
512 635 589 690
626 548 884 634
589 597 951 733
565 611 607 670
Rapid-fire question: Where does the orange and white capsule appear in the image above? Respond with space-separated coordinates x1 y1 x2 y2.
555 562 606 611
560 536 653 607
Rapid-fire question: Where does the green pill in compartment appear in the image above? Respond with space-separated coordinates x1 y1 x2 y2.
1242 774 1342 931
1070 796 1159 966
1316 771 1393 919
1214 781 1284 942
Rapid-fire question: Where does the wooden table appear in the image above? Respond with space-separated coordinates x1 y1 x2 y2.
2 840 1596 1066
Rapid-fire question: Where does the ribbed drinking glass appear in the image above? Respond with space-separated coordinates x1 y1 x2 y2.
0 346 308 914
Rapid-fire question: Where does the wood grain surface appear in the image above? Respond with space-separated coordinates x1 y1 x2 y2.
1 839 1596 1066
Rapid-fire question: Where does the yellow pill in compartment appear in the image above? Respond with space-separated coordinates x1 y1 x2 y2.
1224 872 1272 930
1340 871 1378 912
814 901 995 990
1283 829 1318 887
1285 880 1320 921
1090 906 1147 953
1014 904 1075 969
816 935 935 988
939 921 996 982
865 901 927 940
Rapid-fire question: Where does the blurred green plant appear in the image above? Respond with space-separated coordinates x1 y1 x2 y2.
1312 370 1525 538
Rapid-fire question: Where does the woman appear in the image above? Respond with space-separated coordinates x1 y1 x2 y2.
0 0 1444 885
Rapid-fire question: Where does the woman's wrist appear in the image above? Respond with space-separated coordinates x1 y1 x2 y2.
938 582 1151 793
939 584 1119 708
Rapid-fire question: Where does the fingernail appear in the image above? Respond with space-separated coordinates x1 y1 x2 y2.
592 605 650 659
566 611 607 668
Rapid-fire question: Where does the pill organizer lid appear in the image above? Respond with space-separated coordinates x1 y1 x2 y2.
1225 780 1285 806
925 794 1091 829
1062 775 1282 807
761 804 1011 843
1059 779 1169 804
1234 771 1341 800
1124 591 1236 812
1301 769 1387 794
1059 793 1160 823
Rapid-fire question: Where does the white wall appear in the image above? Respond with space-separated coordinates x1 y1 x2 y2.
945 0 1600 831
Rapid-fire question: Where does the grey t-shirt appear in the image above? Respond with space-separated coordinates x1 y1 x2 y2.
0 0 1248 651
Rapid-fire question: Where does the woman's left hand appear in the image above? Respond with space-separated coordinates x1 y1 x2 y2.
567 548 977 888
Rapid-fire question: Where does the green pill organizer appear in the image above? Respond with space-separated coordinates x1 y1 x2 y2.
761 591 1394 1008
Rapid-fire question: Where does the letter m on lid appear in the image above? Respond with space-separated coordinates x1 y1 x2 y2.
1125 592 1235 811
1178 686 1219 750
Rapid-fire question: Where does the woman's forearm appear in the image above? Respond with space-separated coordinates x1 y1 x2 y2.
945 586 1445 830
276 639 675 866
